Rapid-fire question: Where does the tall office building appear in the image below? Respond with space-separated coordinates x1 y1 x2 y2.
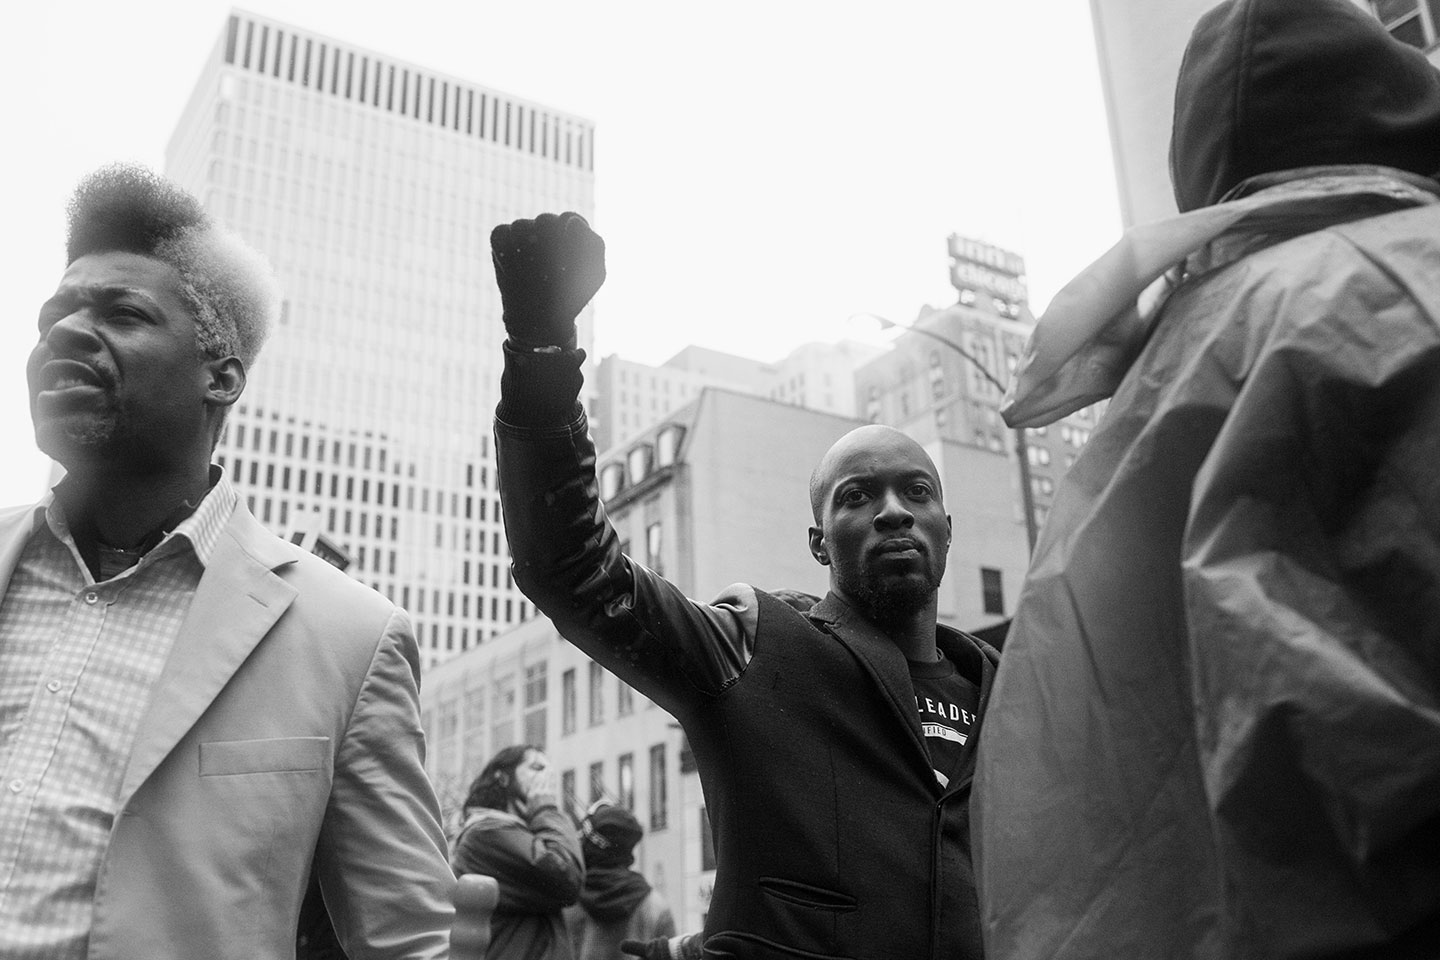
165 11 597 667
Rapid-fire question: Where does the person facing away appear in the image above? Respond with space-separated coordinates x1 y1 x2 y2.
451 746 584 960
0 164 455 959
973 1 1440 958
489 213 999 960
564 804 675 960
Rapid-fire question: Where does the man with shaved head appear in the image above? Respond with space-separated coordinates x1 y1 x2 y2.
807 425 953 653
491 213 999 960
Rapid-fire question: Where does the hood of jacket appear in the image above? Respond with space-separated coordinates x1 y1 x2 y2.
1170 0 1440 212
578 866 651 923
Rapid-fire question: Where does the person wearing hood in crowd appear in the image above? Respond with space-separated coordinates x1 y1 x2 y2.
452 746 584 960
974 1 1440 958
564 804 675 960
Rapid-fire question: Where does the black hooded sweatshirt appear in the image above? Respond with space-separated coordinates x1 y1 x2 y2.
1170 0 1440 212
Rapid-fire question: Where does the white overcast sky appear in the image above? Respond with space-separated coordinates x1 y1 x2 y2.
1 0 1122 506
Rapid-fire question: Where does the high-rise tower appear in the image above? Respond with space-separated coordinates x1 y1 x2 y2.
166 10 597 667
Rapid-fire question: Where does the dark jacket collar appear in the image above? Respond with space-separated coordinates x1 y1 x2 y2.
807 592 996 685
803 591 999 792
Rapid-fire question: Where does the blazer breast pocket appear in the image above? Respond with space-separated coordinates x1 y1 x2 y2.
199 736 331 776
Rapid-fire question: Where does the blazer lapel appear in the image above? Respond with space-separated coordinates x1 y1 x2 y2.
0 503 44 595
119 506 298 804
809 594 934 773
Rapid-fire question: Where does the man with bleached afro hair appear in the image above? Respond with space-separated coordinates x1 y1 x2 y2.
65 163 278 412
0 166 457 960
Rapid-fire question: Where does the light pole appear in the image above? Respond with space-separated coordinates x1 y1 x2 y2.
857 314 1039 555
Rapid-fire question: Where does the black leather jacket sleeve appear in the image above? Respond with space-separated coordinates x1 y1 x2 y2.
493 344 756 716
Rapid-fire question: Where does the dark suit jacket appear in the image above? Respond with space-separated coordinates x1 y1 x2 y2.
495 385 998 960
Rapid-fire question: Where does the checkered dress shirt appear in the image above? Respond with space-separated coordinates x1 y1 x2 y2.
0 474 236 959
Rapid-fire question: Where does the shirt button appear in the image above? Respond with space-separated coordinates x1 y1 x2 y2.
7 779 22 794
83 591 99 604
46 680 62 694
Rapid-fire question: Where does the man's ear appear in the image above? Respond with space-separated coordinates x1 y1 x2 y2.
204 356 246 409
808 526 829 566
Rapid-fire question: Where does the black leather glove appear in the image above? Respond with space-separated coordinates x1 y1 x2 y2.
490 212 606 350
619 938 672 960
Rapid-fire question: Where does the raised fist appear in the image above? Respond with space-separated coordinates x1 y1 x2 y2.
491 212 606 349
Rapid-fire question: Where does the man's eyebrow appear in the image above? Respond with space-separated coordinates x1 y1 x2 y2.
41 284 157 310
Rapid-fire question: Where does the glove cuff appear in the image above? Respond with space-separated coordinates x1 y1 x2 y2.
496 340 586 428
503 314 578 353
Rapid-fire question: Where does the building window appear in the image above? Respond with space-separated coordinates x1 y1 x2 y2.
627 444 654 484
588 661 605 726
617 679 634 717
599 462 625 502
561 769 577 818
490 675 516 755
981 567 1005 616
618 752 635 810
649 744 668 830
524 702 544 754
561 668 577 736
700 806 717 871
656 425 685 466
1370 0 1439 48
224 14 239 64
524 662 548 708
928 351 946 401
963 332 1000 400
523 662 547 750
589 761 605 806
645 522 663 576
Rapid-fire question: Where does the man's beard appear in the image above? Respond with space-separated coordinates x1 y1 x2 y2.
833 553 944 629
35 411 121 466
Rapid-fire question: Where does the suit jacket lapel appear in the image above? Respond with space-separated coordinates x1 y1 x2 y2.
809 594 934 773
119 505 298 804
0 504 44 596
